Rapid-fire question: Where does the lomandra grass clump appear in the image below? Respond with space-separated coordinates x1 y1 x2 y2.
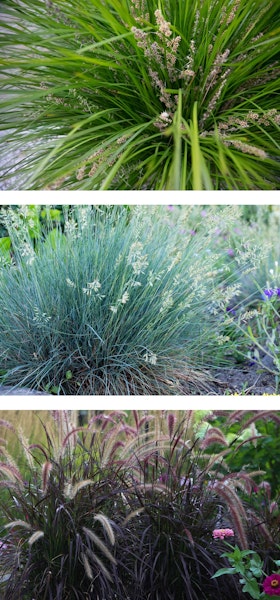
1 0 279 190
0 410 279 599
0 204 257 395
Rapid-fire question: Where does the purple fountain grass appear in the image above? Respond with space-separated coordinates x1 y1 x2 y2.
0 410 279 599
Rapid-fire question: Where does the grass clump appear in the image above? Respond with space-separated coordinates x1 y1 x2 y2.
0 204 258 395
1 410 279 599
0 0 279 189
0 412 123 600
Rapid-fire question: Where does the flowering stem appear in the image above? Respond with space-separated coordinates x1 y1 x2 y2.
167 89 183 190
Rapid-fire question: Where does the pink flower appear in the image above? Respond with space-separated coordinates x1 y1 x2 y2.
212 528 234 540
262 574 280 596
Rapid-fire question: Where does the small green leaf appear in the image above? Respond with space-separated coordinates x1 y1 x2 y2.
241 578 261 599
0 236 11 264
212 567 236 578
49 209 61 221
0 237 11 251
50 386 59 394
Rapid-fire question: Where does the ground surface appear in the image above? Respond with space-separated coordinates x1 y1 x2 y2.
0 363 277 397
211 361 277 395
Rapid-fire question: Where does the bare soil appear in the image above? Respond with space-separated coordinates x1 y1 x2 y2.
209 361 277 395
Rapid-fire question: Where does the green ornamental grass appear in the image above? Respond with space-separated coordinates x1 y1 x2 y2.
0 204 255 395
0 0 279 189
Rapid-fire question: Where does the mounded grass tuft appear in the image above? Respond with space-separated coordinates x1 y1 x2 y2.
0 0 279 189
0 204 254 395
